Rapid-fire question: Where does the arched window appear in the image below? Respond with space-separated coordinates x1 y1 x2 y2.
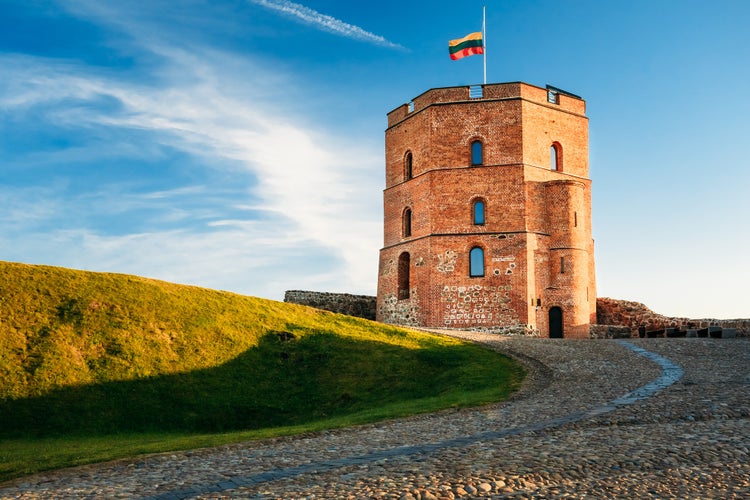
398 252 410 299
473 199 485 225
404 151 413 180
471 140 483 166
469 246 485 277
550 142 562 171
402 208 412 238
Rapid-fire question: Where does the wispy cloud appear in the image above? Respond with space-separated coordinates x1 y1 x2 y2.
0 4 383 299
249 0 405 50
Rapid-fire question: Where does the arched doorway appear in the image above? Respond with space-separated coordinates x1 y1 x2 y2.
549 307 563 338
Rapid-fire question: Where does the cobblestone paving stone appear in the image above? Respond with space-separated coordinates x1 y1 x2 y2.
1 334 748 499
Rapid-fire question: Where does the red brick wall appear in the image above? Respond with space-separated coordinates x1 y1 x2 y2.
378 82 596 338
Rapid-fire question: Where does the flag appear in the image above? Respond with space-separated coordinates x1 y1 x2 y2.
448 31 484 60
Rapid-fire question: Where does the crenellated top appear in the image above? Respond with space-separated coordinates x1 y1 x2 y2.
387 81 586 128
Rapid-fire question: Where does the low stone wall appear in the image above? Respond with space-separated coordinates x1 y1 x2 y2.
589 324 633 339
284 291 377 321
596 297 749 337
283 292 748 337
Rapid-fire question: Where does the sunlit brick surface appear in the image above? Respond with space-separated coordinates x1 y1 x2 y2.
377 82 596 337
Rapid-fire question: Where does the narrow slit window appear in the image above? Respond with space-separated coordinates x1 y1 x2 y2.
473 199 485 225
471 140 483 166
403 208 412 238
551 142 562 171
560 256 566 274
404 151 413 180
398 252 410 299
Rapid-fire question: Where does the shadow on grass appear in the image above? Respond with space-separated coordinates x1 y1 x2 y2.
1 331 520 438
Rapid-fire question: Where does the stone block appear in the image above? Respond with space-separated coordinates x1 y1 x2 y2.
686 329 698 338
722 328 737 339
709 326 723 339
666 327 682 338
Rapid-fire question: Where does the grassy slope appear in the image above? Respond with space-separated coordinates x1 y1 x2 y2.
0 261 524 481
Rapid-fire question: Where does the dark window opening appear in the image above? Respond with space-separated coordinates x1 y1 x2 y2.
403 208 412 238
398 252 410 299
560 256 566 274
405 152 413 180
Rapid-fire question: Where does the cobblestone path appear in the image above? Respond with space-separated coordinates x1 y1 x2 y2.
1 334 748 499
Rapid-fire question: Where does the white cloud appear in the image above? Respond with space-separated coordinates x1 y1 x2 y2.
249 0 405 50
0 10 383 300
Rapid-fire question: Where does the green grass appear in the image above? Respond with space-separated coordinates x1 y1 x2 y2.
0 261 524 483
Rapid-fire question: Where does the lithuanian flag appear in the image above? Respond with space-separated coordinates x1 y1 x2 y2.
448 31 484 60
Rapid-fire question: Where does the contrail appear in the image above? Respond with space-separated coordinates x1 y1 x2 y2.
249 0 405 50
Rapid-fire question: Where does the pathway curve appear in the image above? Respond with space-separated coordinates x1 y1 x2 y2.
2 334 749 499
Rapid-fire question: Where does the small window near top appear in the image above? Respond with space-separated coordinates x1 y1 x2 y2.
404 151 413 180
470 247 485 277
473 199 485 225
403 208 412 238
547 89 559 104
471 140 483 166
469 85 483 99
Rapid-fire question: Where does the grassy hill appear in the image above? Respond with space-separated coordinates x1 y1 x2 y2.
0 261 523 481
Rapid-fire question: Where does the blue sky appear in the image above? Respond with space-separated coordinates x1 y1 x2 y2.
1 0 748 319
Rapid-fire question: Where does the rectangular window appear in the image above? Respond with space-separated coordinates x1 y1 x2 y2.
560 256 566 274
471 141 483 166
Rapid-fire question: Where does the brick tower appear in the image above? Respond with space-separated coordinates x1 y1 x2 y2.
376 82 596 338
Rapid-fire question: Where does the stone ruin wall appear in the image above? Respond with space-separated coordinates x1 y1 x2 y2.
284 291 748 338
595 297 749 338
284 291 377 321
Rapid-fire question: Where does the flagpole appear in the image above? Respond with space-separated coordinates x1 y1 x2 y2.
482 5 487 85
